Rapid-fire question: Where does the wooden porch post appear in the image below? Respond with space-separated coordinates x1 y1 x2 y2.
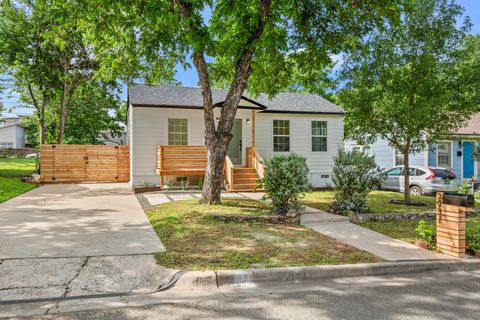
251 110 255 148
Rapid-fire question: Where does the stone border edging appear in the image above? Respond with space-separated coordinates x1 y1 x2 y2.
349 211 478 223
174 259 480 289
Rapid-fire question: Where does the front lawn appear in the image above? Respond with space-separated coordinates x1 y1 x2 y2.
359 217 480 245
147 198 380 270
303 190 436 214
0 158 37 203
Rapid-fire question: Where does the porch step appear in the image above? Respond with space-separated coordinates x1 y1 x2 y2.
230 167 262 192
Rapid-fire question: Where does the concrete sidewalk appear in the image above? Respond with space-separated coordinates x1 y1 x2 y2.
301 210 452 261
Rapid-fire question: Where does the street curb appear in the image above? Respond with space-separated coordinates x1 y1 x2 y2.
174 259 480 288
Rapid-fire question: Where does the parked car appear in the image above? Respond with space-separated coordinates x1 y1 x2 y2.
380 165 457 195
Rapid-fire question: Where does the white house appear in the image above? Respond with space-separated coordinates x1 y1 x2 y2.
345 113 480 180
0 113 26 148
127 85 345 190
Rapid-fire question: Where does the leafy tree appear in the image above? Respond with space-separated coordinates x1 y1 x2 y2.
0 0 105 144
83 0 402 204
23 80 124 147
339 0 480 203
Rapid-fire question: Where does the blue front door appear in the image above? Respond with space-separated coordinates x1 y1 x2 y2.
463 142 474 179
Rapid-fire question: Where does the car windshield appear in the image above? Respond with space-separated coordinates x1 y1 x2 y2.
432 168 456 179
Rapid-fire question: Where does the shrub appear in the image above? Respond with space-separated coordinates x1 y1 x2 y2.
330 149 384 215
466 223 480 254
458 180 471 195
415 220 436 248
262 153 310 215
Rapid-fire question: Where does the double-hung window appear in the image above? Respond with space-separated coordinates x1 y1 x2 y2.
437 142 452 168
394 149 404 166
311 121 327 152
273 120 290 152
168 118 188 145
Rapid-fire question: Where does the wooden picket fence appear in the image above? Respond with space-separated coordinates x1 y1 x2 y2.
40 144 129 183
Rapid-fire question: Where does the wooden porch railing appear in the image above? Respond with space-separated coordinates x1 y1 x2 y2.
224 155 235 191
250 147 265 179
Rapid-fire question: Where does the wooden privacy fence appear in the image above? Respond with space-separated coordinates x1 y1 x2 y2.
40 144 129 183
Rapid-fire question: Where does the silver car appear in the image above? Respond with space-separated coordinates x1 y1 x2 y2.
381 165 458 196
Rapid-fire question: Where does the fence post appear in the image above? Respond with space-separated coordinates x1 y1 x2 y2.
436 192 473 258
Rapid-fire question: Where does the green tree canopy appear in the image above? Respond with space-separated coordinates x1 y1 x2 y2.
81 0 402 203
339 0 480 202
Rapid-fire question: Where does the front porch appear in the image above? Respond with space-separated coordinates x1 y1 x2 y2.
155 145 265 192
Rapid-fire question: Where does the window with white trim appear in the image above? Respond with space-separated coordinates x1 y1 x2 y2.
351 145 371 155
394 149 405 166
437 142 452 168
311 121 327 152
168 118 188 145
273 120 290 152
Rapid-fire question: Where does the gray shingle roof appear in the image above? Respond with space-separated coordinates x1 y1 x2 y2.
128 85 344 114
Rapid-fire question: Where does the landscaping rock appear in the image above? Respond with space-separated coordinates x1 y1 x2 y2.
349 211 479 223
211 214 300 225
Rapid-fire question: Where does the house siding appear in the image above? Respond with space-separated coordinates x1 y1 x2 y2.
128 106 343 188
0 124 25 148
255 113 344 187
345 138 424 169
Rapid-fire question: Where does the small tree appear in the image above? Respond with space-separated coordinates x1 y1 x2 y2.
331 149 383 215
262 154 310 216
339 1 480 204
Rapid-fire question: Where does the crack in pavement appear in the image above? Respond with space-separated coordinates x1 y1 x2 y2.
44 257 90 315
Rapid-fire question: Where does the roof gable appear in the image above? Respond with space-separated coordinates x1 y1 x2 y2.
128 85 345 114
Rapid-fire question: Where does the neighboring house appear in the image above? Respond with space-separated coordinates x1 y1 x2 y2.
98 130 127 145
127 85 345 190
345 113 480 180
0 112 26 148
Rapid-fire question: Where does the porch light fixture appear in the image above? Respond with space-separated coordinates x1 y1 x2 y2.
246 118 251 125
216 117 220 123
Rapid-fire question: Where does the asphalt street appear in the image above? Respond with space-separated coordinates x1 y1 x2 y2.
11 269 480 320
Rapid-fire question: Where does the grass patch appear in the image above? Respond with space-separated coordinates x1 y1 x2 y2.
147 198 380 270
0 158 37 203
303 190 436 214
359 217 480 244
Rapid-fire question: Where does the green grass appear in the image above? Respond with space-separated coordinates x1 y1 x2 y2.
303 190 437 214
359 217 480 245
0 158 37 203
147 198 380 271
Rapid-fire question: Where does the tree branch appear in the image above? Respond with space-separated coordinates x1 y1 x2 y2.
218 0 271 134
174 0 215 138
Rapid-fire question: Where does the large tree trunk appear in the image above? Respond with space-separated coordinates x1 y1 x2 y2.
175 0 271 204
201 140 229 204
403 149 411 204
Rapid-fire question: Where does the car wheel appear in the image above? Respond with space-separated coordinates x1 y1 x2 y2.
409 186 422 196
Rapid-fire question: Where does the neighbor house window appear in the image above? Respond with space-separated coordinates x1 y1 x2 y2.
168 118 188 145
437 142 452 168
273 120 290 152
352 145 371 155
311 121 327 152
394 149 404 166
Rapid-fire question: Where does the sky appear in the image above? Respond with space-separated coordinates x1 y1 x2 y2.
2 0 480 115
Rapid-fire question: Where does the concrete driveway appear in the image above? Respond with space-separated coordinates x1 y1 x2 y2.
0 183 164 258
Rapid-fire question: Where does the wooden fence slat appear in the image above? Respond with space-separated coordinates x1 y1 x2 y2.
40 144 129 183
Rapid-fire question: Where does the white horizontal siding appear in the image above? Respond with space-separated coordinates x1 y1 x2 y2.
255 113 344 187
345 138 426 170
129 106 254 187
